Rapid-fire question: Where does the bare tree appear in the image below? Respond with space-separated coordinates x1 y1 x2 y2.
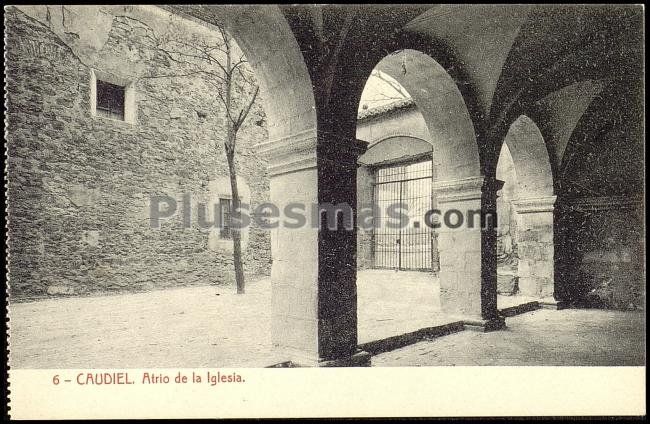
139 15 259 294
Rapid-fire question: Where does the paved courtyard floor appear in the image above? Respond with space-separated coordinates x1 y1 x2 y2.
10 278 279 368
372 308 646 366
9 270 645 368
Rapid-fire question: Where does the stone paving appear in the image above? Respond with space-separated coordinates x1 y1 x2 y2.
357 269 449 344
9 270 645 368
9 278 280 369
372 308 646 366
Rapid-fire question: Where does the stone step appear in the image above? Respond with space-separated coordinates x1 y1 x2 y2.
358 321 465 355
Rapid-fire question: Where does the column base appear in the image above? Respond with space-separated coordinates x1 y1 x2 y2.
537 297 569 310
462 316 506 332
318 350 372 367
278 350 372 368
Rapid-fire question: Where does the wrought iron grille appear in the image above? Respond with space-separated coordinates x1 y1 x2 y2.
373 159 433 271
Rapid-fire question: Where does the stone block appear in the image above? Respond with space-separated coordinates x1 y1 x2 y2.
271 314 319 360
497 273 518 295
518 229 539 242
518 276 538 297
463 316 506 332
80 230 101 247
523 242 545 260
539 229 555 244
439 270 459 292
532 261 553 279
464 251 482 272
538 277 555 298
46 285 75 295
517 260 531 276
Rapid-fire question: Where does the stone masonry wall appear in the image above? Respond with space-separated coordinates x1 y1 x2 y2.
6 7 271 300
555 200 645 310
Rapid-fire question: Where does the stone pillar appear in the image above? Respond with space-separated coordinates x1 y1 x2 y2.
317 134 368 364
259 129 369 366
259 129 320 365
433 176 505 331
512 196 556 305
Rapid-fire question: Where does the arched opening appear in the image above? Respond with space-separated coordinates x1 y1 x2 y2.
371 50 480 181
355 48 498 347
186 6 340 364
355 71 441 344
370 50 498 327
496 115 556 310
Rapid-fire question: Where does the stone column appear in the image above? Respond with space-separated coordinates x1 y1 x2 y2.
432 176 505 331
259 129 369 366
317 134 369 365
512 196 557 306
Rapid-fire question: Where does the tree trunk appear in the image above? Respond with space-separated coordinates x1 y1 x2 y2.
225 131 246 294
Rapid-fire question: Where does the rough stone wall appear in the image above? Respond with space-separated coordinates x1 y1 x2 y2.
515 210 554 298
556 201 645 310
5 7 271 300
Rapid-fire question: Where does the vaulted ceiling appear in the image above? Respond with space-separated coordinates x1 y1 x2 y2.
289 4 643 196
175 5 646 196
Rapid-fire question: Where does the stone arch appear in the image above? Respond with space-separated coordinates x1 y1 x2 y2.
171 5 317 145
369 133 431 146
373 49 480 181
498 115 556 301
502 115 554 199
353 49 502 329
359 135 432 167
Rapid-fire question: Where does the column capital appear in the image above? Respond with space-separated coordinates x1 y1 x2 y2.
318 132 369 168
433 176 503 203
259 129 370 176
258 128 317 176
512 195 557 214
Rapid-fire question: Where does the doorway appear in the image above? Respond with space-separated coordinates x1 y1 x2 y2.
373 158 433 271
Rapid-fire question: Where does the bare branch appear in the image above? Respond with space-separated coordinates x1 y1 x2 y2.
235 65 255 86
234 85 260 130
230 58 247 73
139 70 212 80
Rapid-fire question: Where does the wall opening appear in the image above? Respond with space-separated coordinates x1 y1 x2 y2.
496 115 556 310
355 57 445 346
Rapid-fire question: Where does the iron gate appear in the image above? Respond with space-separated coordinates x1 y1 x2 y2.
373 159 433 271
